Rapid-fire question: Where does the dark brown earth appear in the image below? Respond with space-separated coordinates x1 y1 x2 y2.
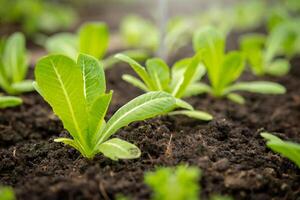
0 53 299 200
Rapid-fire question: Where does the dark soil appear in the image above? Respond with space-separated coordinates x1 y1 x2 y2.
0 56 299 200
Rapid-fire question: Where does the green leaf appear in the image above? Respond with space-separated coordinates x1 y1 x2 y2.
193 26 225 88
122 74 149 92
88 92 112 144
266 59 290 76
183 83 211 97
120 15 159 51
146 58 170 91
240 34 266 76
261 132 300 168
0 96 22 109
175 99 194 111
169 110 213 121
0 186 15 200
54 138 84 155
103 49 149 69
98 91 176 144
218 51 245 89
226 81 286 94
35 55 89 153
226 93 245 104
174 52 202 98
115 54 155 90
11 80 34 93
79 22 109 59
45 33 78 59
2 32 28 83
98 138 141 161
77 54 106 107
171 57 206 91
145 165 201 200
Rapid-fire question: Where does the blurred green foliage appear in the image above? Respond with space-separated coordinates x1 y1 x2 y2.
145 165 201 200
0 186 15 200
0 0 77 35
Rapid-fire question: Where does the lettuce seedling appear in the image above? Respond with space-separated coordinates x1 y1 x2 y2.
261 132 300 168
120 15 193 58
34 53 177 160
115 53 213 121
266 18 300 59
240 34 290 76
145 165 201 200
193 27 286 104
145 165 233 200
45 22 109 60
0 33 34 94
0 96 22 109
0 186 15 200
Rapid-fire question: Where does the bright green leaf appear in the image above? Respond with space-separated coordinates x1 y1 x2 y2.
79 22 109 59
98 138 141 161
0 96 22 108
261 132 300 168
122 74 149 92
226 81 286 94
169 110 213 121
98 92 176 143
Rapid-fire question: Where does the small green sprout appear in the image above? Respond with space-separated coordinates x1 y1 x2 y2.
0 0 76 35
267 18 300 59
115 53 213 121
0 96 22 109
145 165 201 200
193 27 286 104
45 22 109 60
0 32 34 95
120 15 193 57
34 53 177 160
261 132 300 168
145 165 233 200
240 34 290 76
0 186 15 200
121 15 159 52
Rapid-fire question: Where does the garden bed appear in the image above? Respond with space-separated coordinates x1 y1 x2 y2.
0 53 299 199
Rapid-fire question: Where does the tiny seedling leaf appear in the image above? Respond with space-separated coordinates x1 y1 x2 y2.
98 138 141 161
0 96 22 109
261 132 300 168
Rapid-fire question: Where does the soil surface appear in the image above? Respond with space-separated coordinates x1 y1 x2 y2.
1 58 300 200
1 34 300 200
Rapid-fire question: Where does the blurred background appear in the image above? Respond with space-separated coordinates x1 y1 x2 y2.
1 0 299 62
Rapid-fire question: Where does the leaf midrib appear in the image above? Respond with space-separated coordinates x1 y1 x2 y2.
51 59 85 145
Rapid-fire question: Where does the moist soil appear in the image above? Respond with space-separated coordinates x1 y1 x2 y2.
1 45 300 200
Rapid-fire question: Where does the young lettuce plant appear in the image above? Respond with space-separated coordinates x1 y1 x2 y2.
266 18 300 59
115 53 213 121
240 33 290 76
145 165 233 200
193 27 286 104
145 165 200 200
0 32 34 95
34 53 177 160
45 22 109 60
261 132 300 168
120 15 194 58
